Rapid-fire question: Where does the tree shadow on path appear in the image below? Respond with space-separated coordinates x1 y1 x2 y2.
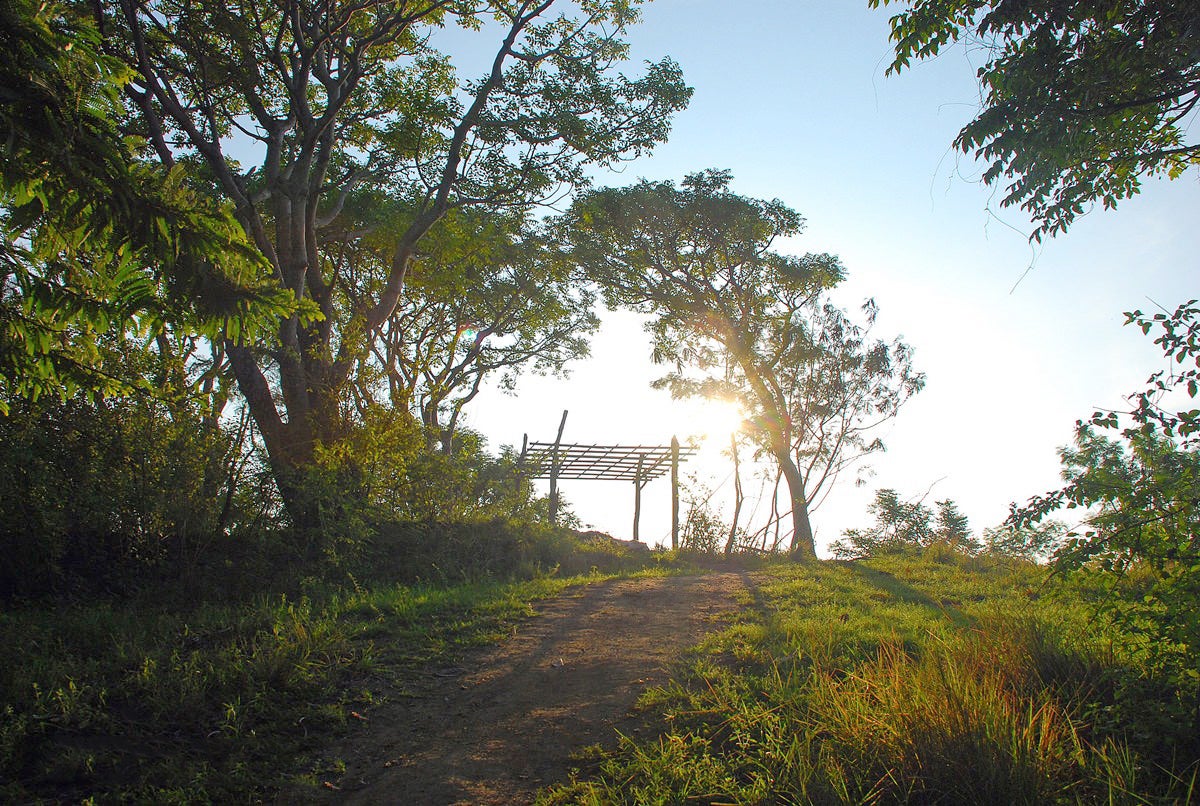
304 572 749 805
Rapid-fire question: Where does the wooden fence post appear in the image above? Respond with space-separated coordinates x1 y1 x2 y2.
512 433 528 518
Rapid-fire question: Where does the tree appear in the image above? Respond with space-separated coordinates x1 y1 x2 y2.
724 432 744 556
1017 425 1200 678
831 488 931 559
96 0 690 524
0 0 294 412
983 520 1066 563
933 498 974 548
830 488 979 559
567 171 924 559
1012 300 1200 676
870 0 1200 239
360 210 599 452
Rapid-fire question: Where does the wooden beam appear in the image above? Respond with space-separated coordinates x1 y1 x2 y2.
522 442 697 481
519 433 700 541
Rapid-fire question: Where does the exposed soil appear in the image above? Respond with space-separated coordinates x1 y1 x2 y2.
311 572 751 804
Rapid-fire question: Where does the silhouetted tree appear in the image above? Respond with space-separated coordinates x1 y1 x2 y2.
568 171 923 559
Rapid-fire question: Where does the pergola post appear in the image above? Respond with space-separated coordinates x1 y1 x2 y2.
513 433 528 518
548 410 568 526
632 456 644 541
670 436 680 550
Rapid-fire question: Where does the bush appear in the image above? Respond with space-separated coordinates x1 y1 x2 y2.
338 521 656 586
831 488 981 560
678 477 728 555
0 394 247 599
288 406 552 569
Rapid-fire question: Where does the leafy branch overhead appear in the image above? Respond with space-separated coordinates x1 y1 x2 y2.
871 0 1200 239
0 0 299 411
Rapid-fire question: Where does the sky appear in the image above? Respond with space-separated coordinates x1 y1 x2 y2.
461 0 1199 553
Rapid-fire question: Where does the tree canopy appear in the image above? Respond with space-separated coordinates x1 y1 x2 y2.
359 209 599 452
830 488 979 559
567 171 924 559
870 0 1200 239
83 0 689 523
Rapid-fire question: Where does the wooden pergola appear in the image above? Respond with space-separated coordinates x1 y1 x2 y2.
518 411 697 546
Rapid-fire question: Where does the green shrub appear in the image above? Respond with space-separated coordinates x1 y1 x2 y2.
342 521 656 586
0 393 248 599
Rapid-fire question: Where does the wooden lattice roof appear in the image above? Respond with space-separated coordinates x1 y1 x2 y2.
521 442 697 482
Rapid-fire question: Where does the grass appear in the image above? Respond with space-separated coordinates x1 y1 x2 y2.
1 518 676 802
0 568 624 803
539 552 1200 805
7 542 1197 803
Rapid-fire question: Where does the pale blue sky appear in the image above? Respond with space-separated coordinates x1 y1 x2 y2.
464 1 1199 551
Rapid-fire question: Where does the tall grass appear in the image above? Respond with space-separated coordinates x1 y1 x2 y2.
541 553 1199 805
1 593 363 802
809 625 1089 803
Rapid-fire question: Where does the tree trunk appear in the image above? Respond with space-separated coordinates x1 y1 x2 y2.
226 336 353 532
724 433 743 556
776 450 817 560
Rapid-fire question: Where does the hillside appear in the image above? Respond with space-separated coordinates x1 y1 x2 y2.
6 547 1196 803
541 554 1199 804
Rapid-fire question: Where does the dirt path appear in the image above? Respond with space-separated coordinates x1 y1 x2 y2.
315 572 750 804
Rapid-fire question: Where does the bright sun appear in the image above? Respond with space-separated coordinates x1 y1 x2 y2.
679 398 745 442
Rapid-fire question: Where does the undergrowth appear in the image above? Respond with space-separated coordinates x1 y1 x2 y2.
540 553 1200 804
0 525 660 803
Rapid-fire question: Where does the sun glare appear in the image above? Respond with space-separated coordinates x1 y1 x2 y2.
680 398 746 442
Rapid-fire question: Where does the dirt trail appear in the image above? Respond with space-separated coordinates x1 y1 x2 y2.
315 572 750 805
